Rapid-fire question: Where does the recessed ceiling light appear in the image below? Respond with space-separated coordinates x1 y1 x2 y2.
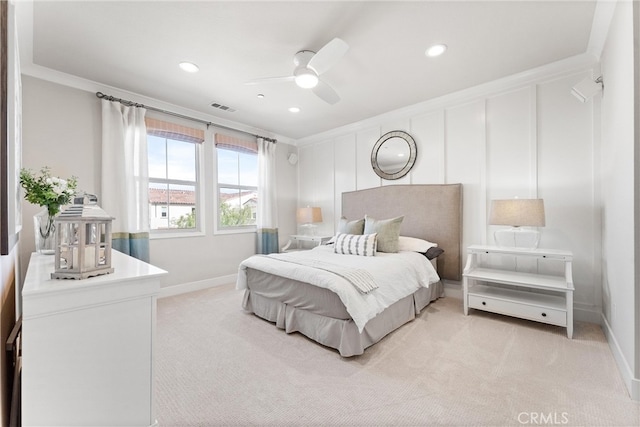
288 107 300 113
179 61 199 73
257 94 265 99
425 44 447 57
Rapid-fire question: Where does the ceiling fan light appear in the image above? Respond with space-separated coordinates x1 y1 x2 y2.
426 44 447 57
179 61 199 73
294 69 319 88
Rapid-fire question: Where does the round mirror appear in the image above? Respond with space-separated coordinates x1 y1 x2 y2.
371 130 417 180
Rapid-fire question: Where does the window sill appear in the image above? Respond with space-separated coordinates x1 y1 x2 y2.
150 230 206 240
214 227 256 236
149 228 257 238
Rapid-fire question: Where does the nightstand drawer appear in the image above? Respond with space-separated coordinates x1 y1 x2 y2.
468 294 567 327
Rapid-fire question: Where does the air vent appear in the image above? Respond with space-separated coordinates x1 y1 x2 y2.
210 102 236 113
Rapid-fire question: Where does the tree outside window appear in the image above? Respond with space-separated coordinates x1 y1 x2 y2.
216 134 258 230
147 120 201 231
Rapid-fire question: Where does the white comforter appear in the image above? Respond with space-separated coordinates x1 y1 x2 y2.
237 245 440 332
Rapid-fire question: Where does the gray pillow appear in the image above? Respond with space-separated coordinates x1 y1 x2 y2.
338 217 365 235
363 215 404 253
424 247 444 260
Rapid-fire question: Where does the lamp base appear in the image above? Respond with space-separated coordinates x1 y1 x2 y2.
494 227 541 250
299 223 318 236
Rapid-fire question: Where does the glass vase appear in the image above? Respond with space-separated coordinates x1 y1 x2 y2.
34 209 56 255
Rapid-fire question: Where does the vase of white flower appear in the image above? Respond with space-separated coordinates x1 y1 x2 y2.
33 209 56 254
20 167 78 254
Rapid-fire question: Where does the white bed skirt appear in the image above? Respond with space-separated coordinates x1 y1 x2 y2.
241 281 444 357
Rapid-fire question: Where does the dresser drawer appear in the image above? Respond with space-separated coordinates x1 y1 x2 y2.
468 293 567 327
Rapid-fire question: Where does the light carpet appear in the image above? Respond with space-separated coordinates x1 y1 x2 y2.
156 284 640 426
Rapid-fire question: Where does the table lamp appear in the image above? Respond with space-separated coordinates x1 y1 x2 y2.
297 206 322 235
489 198 545 249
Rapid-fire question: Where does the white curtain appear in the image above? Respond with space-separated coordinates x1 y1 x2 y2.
101 100 150 262
257 137 279 254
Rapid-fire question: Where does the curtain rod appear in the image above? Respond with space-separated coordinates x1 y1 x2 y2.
95 92 277 144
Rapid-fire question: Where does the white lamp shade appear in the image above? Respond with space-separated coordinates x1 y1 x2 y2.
296 207 323 224
489 199 545 227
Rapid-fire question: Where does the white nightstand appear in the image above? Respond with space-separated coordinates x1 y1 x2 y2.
463 245 574 338
282 234 332 252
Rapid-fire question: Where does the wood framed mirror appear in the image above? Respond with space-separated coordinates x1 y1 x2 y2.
371 130 417 180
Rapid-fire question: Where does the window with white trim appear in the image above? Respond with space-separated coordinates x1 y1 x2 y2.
147 117 202 231
215 133 258 230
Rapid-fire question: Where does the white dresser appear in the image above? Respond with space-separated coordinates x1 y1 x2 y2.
22 251 167 427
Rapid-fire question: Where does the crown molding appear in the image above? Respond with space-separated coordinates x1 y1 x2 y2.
587 0 618 59
14 0 297 145
20 62 294 145
295 53 598 146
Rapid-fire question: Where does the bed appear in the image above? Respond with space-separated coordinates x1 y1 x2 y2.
237 184 462 357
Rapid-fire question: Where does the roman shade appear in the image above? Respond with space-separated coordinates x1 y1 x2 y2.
215 133 258 154
145 117 204 144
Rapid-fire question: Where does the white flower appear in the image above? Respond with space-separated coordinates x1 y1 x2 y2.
20 167 78 218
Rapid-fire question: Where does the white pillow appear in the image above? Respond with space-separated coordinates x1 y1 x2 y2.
334 233 377 257
397 236 437 253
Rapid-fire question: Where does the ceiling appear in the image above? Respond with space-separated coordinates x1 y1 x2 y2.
19 1 597 140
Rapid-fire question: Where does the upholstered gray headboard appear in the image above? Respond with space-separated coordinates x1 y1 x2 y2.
342 184 463 281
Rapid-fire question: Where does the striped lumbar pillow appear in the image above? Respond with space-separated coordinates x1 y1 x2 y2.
334 233 377 257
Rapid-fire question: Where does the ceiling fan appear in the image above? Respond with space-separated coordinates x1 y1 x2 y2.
245 38 349 105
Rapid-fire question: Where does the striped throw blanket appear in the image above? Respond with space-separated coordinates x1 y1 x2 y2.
269 253 379 294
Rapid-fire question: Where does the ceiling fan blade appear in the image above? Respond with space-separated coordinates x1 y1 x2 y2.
313 80 341 105
244 76 294 85
307 38 349 75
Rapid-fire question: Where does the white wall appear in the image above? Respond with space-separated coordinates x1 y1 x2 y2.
19 76 298 289
599 0 638 399
20 76 101 283
297 62 601 322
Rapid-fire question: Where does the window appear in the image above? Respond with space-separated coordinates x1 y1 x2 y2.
215 133 258 230
147 118 203 232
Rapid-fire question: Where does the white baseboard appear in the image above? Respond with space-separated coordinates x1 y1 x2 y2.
445 281 637 399
443 280 463 299
601 313 640 400
159 274 237 299
574 303 602 324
